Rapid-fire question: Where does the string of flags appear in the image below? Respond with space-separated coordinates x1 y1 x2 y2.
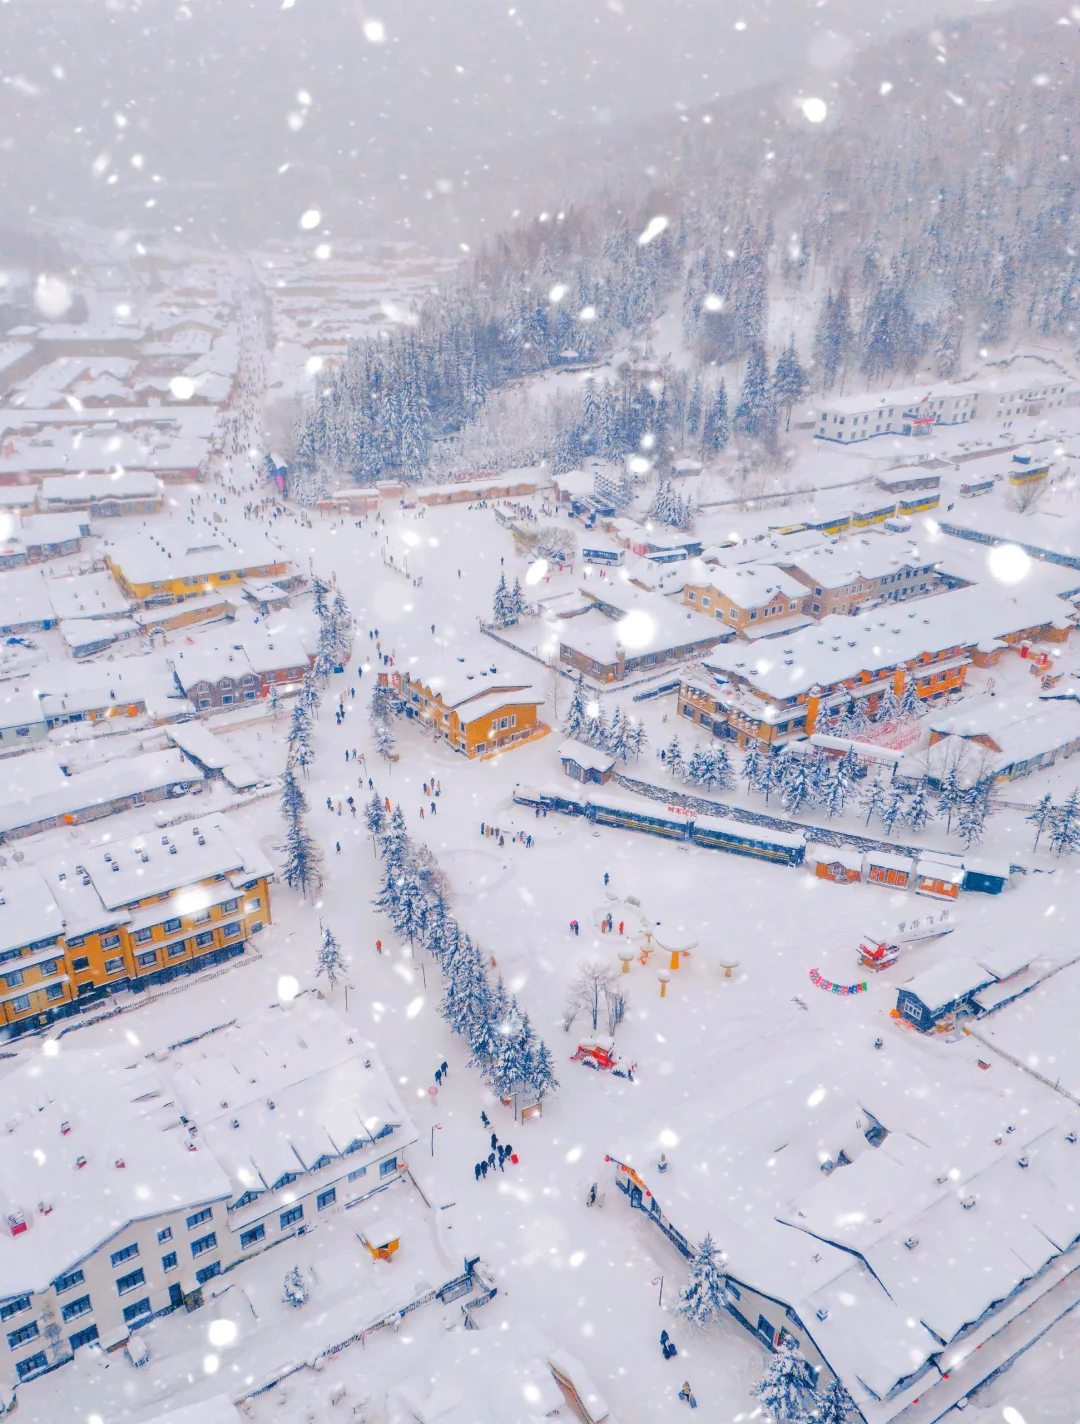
809 967 869 996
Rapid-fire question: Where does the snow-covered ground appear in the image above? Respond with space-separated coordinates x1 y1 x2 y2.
7 471 1080 1423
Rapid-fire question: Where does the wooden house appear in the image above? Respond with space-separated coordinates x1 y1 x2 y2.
865 850 913 889
896 958 994 1031
916 856 963 900
559 739 615 784
805 843 862 884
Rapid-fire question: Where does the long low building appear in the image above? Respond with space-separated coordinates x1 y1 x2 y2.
102 526 294 606
0 1001 413 1395
0 813 272 1037
606 1034 1080 1424
677 584 1077 748
389 655 549 758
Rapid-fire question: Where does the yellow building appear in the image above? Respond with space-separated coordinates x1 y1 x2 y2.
103 527 292 606
388 663 549 759
0 815 272 1038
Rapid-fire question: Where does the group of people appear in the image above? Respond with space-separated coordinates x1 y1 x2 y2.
479 822 534 849
473 1125 518 1181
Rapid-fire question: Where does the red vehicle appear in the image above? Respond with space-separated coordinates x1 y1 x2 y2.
571 1039 617 1070
858 939 900 971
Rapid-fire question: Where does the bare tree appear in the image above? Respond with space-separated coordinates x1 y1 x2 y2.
605 985 629 1036
568 961 619 1032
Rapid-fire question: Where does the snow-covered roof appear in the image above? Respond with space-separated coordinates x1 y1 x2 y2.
102 525 287 586
47 571 132 621
0 748 203 836
558 739 616 772
558 605 725 666
684 561 808 607
901 957 993 1008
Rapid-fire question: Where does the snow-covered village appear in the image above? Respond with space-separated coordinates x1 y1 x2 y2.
2 4 1080 1424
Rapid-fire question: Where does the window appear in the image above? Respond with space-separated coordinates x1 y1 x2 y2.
163 917 182 933
136 951 157 969
71 955 90 972
280 1205 303 1229
348 1166 367 1182
190 1233 217 1258
122 1298 151 1324
4 971 23 989
110 1243 139 1267
379 1158 397 1178
14 728 28 738
68 1324 99 1351
61 1296 92 1323
230 1191 259 1211
317 1187 336 1210
245 898 261 913
0 1298 30 1322
223 922 242 939
100 934 120 950
727 1282 741 1300
104 957 125 975
186 1207 213 1230
39 961 59 978
195 1262 221 1286
116 1269 146 1295
192 909 211 925
45 984 65 1002
240 1224 265 1249
194 931 214 949
54 1270 84 1294
9 996 29 1014
15 1352 46 1380
221 898 239 914
7 1321 39 1349
167 942 187 959
133 927 153 945
162 1251 178 1271
157 1227 173 1243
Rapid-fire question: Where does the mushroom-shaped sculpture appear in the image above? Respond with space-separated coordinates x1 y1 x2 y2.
719 959 741 980
657 971 671 998
618 949 635 975
655 925 698 972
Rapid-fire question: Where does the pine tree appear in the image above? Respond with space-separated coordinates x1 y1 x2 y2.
606 707 633 762
813 282 854 392
816 1378 856 1424
937 763 963 834
676 1234 728 1330
701 380 730 457
840 698 871 738
734 346 775 442
509 577 528 620
312 575 331 620
282 817 323 898
661 735 683 779
860 775 887 828
492 573 512 627
906 779 936 834
1026 792 1055 850
364 790 386 839
781 754 812 816
771 337 809 432
743 743 764 792
687 747 709 787
280 758 308 822
587 705 610 751
704 743 735 790
755 1335 820 1424
562 678 590 741
316 923 347 988
879 788 908 839
686 378 703 443
1049 788 1080 854
898 678 923 723
957 781 991 850
441 937 493 1045
524 1032 559 1101
283 1266 309 1308
625 717 648 760
875 685 903 725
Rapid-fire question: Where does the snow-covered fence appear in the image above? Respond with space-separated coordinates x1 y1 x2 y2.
234 1258 496 1404
630 679 681 703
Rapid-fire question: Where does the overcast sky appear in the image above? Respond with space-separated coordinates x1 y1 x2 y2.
0 0 1039 251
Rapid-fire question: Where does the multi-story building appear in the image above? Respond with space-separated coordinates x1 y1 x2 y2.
813 383 979 443
0 1002 414 1397
170 631 313 710
680 564 811 639
389 658 549 758
676 583 1076 748
776 545 943 618
103 527 293 607
0 814 272 1038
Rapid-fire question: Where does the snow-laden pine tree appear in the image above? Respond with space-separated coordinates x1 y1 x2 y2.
1048 788 1080 855
312 575 331 620
508 577 528 620
771 337 809 432
957 782 991 850
562 678 590 741
364 791 386 840
937 763 963 834
780 755 812 816
282 1266 309 1308
755 1334 821 1423
686 747 709 787
282 817 323 898
280 758 308 822
860 776 887 828
379 805 410 874
815 1378 855 1424
524 1032 559 1101
743 744 764 792
702 380 730 457
1027 792 1055 849
906 779 936 834
676 1234 728 1329
316 923 347 988
898 678 923 723
441 937 494 1045
492 573 513 627
879 789 908 839
606 707 633 762
661 735 683 779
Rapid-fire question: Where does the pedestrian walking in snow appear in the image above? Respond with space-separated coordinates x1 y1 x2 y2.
570 920 579 936
480 1110 490 1128
430 801 436 815
435 1068 442 1086
487 1151 496 1171
375 940 383 955
490 1132 498 1151
420 806 425 819
335 842 341 854
441 1061 447 1078
480 1161 489 1180
497 1148 506 1172
474 1163 482 1181
678 1382 696 1408
604 872 610 886
586 1183 597 1207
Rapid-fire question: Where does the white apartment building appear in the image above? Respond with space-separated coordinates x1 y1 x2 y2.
0 1002 415 1398
814 384 979 443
